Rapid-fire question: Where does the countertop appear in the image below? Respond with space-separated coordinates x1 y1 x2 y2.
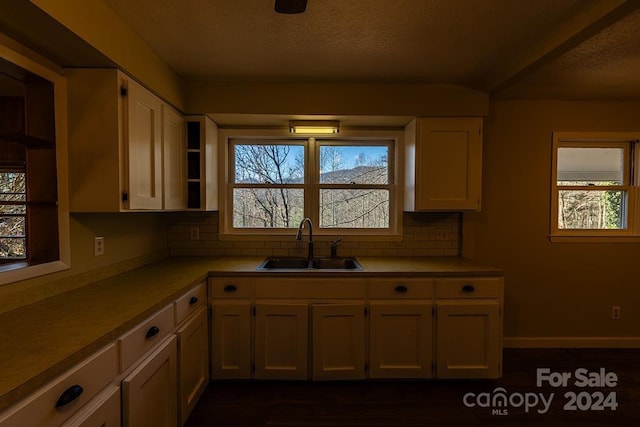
0 256 502 411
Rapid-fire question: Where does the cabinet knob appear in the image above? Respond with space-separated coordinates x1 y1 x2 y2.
55 384 84 409
189 296 199 305
224 284 237 293
394 285 408 293
462 284 475 293
145 325 160 339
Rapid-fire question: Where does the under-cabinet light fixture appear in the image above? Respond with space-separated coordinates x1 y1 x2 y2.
289 120 340 134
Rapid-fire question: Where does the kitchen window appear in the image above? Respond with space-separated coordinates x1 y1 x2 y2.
221 129 401 238
551 132 640 241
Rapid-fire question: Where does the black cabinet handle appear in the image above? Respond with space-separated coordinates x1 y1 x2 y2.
55 384 83 409
189 296 199 305
394 285 408 293
224 284 237 293
145 326 160 339
462 284 475 293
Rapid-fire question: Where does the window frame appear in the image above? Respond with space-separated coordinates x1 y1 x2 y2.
0 39 70 284
550 132 640 242
219 128 403 240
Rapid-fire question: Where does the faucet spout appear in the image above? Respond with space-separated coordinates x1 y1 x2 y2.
296 217 314 260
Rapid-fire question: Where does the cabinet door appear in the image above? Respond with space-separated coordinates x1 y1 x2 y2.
125 78 163 210
63 386 121 427
255 302 308 380
162 105 186 210
177 307 209 425
311 303 365 380
415 117 482 210
369 301 433 379
436 300 500 378
122 335 177 427
210 301 252 379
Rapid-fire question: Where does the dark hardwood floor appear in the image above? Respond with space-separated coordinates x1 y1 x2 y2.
186 349 640 427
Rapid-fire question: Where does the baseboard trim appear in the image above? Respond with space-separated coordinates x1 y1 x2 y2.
504 337 640 348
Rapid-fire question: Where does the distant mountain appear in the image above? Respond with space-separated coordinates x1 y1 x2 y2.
320 165 387 184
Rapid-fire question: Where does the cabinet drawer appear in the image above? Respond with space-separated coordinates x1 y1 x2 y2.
255 278 366 299
175 282 207 325
435 278 502 298
0 344 117 427
209 277 254 298
368 278 434 299
119 304 174 373
63 385 121 427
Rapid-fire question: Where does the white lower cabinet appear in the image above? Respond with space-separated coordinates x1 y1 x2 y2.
177 306 209 424
369 301 434 379
435 277 503 379
311 303 366 380
209 275 503 381
122 335 178 427
436 300 501 379
210 300 252 379
254 302 308 380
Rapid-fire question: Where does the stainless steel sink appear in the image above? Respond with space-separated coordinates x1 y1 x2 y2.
257 257 363 271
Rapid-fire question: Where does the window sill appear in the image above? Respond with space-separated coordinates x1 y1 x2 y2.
549 234 640 243
0 260 70 286
220 232 403 242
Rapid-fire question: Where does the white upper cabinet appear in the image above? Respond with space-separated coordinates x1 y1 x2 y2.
67 69 185 211
405 117 483 211
162 105 187 210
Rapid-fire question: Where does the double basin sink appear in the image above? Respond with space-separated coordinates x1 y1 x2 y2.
257 257 363 271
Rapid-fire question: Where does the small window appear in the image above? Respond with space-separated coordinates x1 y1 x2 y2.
551 133 640 240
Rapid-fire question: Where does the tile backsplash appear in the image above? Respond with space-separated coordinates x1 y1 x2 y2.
168 212 460 257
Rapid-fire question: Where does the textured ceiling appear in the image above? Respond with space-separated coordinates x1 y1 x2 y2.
101 0 640 98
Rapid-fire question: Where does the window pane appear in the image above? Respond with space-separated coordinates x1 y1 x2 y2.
233 188 304 228
320 189 389 228
0 238 26 258
0 204 26 214
234 144 304 184
320 145 388 184
0 216 25 237
558 190 625 229
557 147 624 185
0 172 26 201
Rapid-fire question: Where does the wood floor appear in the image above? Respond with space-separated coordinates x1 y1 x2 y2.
185 349 640 427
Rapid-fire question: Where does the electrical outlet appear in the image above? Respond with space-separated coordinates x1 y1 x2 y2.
94 236 105 256
611 306 621 320
190 227 200 241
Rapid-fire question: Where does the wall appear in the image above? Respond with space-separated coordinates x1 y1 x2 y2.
28 0 186 110
187 81 489 117
464 99 640 345
168 212 460 258
0 213 170 315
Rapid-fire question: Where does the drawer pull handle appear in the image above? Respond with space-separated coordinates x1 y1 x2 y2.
224 284 237 293
394 285 408 293
55 384 83 409
189 296 199 305
145 326 160 339
462 284 475 293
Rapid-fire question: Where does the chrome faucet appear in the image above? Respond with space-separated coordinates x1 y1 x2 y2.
295 217 314 260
